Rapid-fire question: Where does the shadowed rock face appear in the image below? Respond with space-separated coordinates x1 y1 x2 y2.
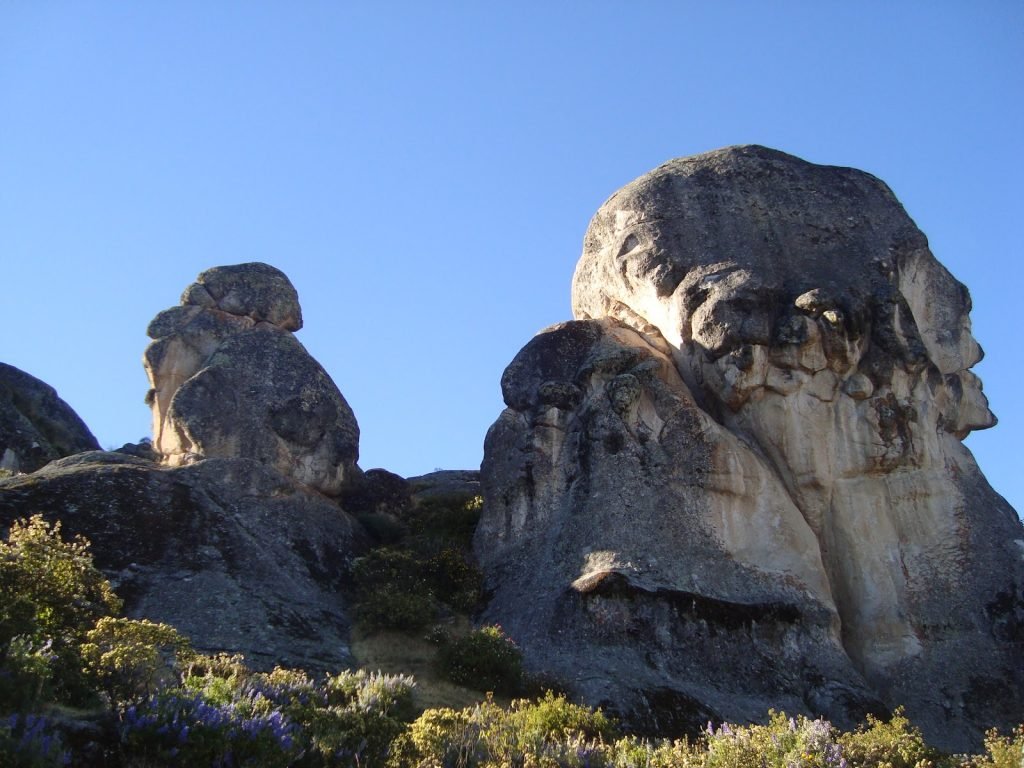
144 263 359 496
479 146 1024 751
0 363 100 474
0 452 365 671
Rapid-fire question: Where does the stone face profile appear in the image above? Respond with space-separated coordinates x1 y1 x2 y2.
477 146 1024 750
144 263 359 496
0 363 100 474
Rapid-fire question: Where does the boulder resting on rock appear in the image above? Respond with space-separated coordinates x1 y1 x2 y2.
144 263 359 496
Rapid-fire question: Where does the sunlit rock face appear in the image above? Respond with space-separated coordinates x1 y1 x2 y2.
144 263 359 495
479 146 1024 751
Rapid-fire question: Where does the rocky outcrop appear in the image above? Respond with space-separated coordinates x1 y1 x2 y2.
477 146 1024 751
408 470 482 502
0 451 365 671
1 263 372 671
0 363 100 474
144 263 359 496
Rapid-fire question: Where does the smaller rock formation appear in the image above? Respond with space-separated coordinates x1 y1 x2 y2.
144 263 359 496
0 363 100 474
2 264 371 671
407 470 482 501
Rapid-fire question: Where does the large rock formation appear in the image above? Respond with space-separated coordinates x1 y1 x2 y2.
476 146 1024 751
144 263 359 496
0 363 100 473
0 452 364 671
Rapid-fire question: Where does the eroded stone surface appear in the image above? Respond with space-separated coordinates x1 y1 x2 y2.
477 319 879 733
479 146 1024 750
144 263 359 495
0 363 100 474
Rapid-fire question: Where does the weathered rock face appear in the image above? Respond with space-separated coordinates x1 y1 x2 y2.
144 263 359 496
477 318 880 732
0 363 100 474
0 452 365 671
478 146 1024 750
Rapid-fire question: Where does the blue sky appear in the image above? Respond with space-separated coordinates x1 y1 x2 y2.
2 3 1021 514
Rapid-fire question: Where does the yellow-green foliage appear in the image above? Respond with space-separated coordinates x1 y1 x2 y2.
0 515 120 643
959 726 1024 768
0 515 121 707
81 617 191 702
434 625 524 694
392 692 618 767
838 708 952 768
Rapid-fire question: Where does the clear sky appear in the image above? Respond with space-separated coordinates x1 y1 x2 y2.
2 3 1021 515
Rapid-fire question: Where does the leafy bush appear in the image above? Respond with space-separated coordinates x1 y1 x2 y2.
408 494 483 550
0 515 120 707
838 708 949 768
962 725 1024 768
120 667 418 767
356 586 438 632
424 548 483 613
157 662 419 767
351 544 485 631
81 617 191 703
699 711 849 768
434 625 523 695
392 692 616 768
352 548 426 594
509 690 616 744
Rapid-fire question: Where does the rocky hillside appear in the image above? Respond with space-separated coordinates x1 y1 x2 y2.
1 147 1021 754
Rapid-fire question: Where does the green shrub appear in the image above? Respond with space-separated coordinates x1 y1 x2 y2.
0 515 120 707
118 689 299 768
352 548 439 631
81 617 191 703
391 693 618 768
698 711 849 768
121 666 417 767
424 548 483 612
508 690 616 744
962 725 1024 768
408 494 483 550
435 625 523 695
838 708 950 768
356 586 438 631
352 548 426 594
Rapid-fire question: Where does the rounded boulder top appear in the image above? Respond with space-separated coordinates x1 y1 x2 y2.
572 144 980 377
181 262 303 331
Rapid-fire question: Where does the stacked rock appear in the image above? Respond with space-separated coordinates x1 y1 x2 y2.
144 263 359 496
